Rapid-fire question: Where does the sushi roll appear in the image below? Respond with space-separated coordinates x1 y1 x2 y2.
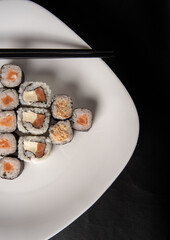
17 107 50 135
18 136 52 163
19 81 51 108
49 120 73 145
0 111 17 132
0 133 17 156
51 94 73 120
0 64 22 88
0 157 22 180
0 88 19 110
72 108 92 131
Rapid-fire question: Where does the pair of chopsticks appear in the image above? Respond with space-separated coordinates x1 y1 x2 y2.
0 48 114 59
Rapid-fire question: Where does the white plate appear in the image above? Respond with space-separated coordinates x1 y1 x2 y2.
0 0 139 239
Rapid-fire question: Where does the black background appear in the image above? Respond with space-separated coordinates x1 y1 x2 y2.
32 1 168 239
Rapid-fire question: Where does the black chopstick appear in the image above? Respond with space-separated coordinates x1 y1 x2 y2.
0 48 114 59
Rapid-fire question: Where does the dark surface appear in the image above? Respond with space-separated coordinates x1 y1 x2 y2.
32 1 168 239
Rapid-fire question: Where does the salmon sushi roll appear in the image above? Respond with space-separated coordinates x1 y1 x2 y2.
19 81 51 108
72 108 93 131
18 136 52 163
0 111 17 132
0 157 22 180
0 133 17 156
17 107 50 135
0 88 19 110
51 95 73 120
49 120 73 145
0 64 22 88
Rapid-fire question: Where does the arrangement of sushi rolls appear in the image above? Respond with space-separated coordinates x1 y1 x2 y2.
0 63 93 180
0 133 17 156
0 89 19 110
0 64 22 88
0 64 23 180
72 108 93 131
18 136 52 163
0 111 17 132
0 157 22 180
49 120 73 145
51 94 73 120
17 107 50 135
19 81 51 108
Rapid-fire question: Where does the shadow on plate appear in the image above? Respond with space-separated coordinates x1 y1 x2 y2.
0 34 89 49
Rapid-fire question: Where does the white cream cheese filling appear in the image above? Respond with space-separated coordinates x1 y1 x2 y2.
24 141 38 153
23 91 38 102
22 111 37 123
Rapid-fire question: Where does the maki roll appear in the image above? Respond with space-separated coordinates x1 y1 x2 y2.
0 88 19 110
49 120 73 145
51 94 73 120
72 108 92 131
0 133 17 156
0 157 22 180
18 136 52 163
0 111 17 132
17 107 50 135
0 64 22 88
19 81 51 108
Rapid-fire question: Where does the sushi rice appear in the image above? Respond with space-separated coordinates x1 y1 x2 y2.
19 81 51 108
0 111 17 132
0 64 22 88
0 88 19 110
49 120 73 145
72 108 92 131
0 157 22 180
0 133 17 156
17 107 51 135
18 136 52 163
51 94 73 120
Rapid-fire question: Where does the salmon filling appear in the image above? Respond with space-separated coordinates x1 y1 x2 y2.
1 95 14 106
52 125 69 142
24 141 46 158
35 142 46 158
77 114 88 126
35 88 46 102
3 161 14 173
0 115 14 127
32 114 45 128
23 111 45 128
7 70 18 81
0 138 10 148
